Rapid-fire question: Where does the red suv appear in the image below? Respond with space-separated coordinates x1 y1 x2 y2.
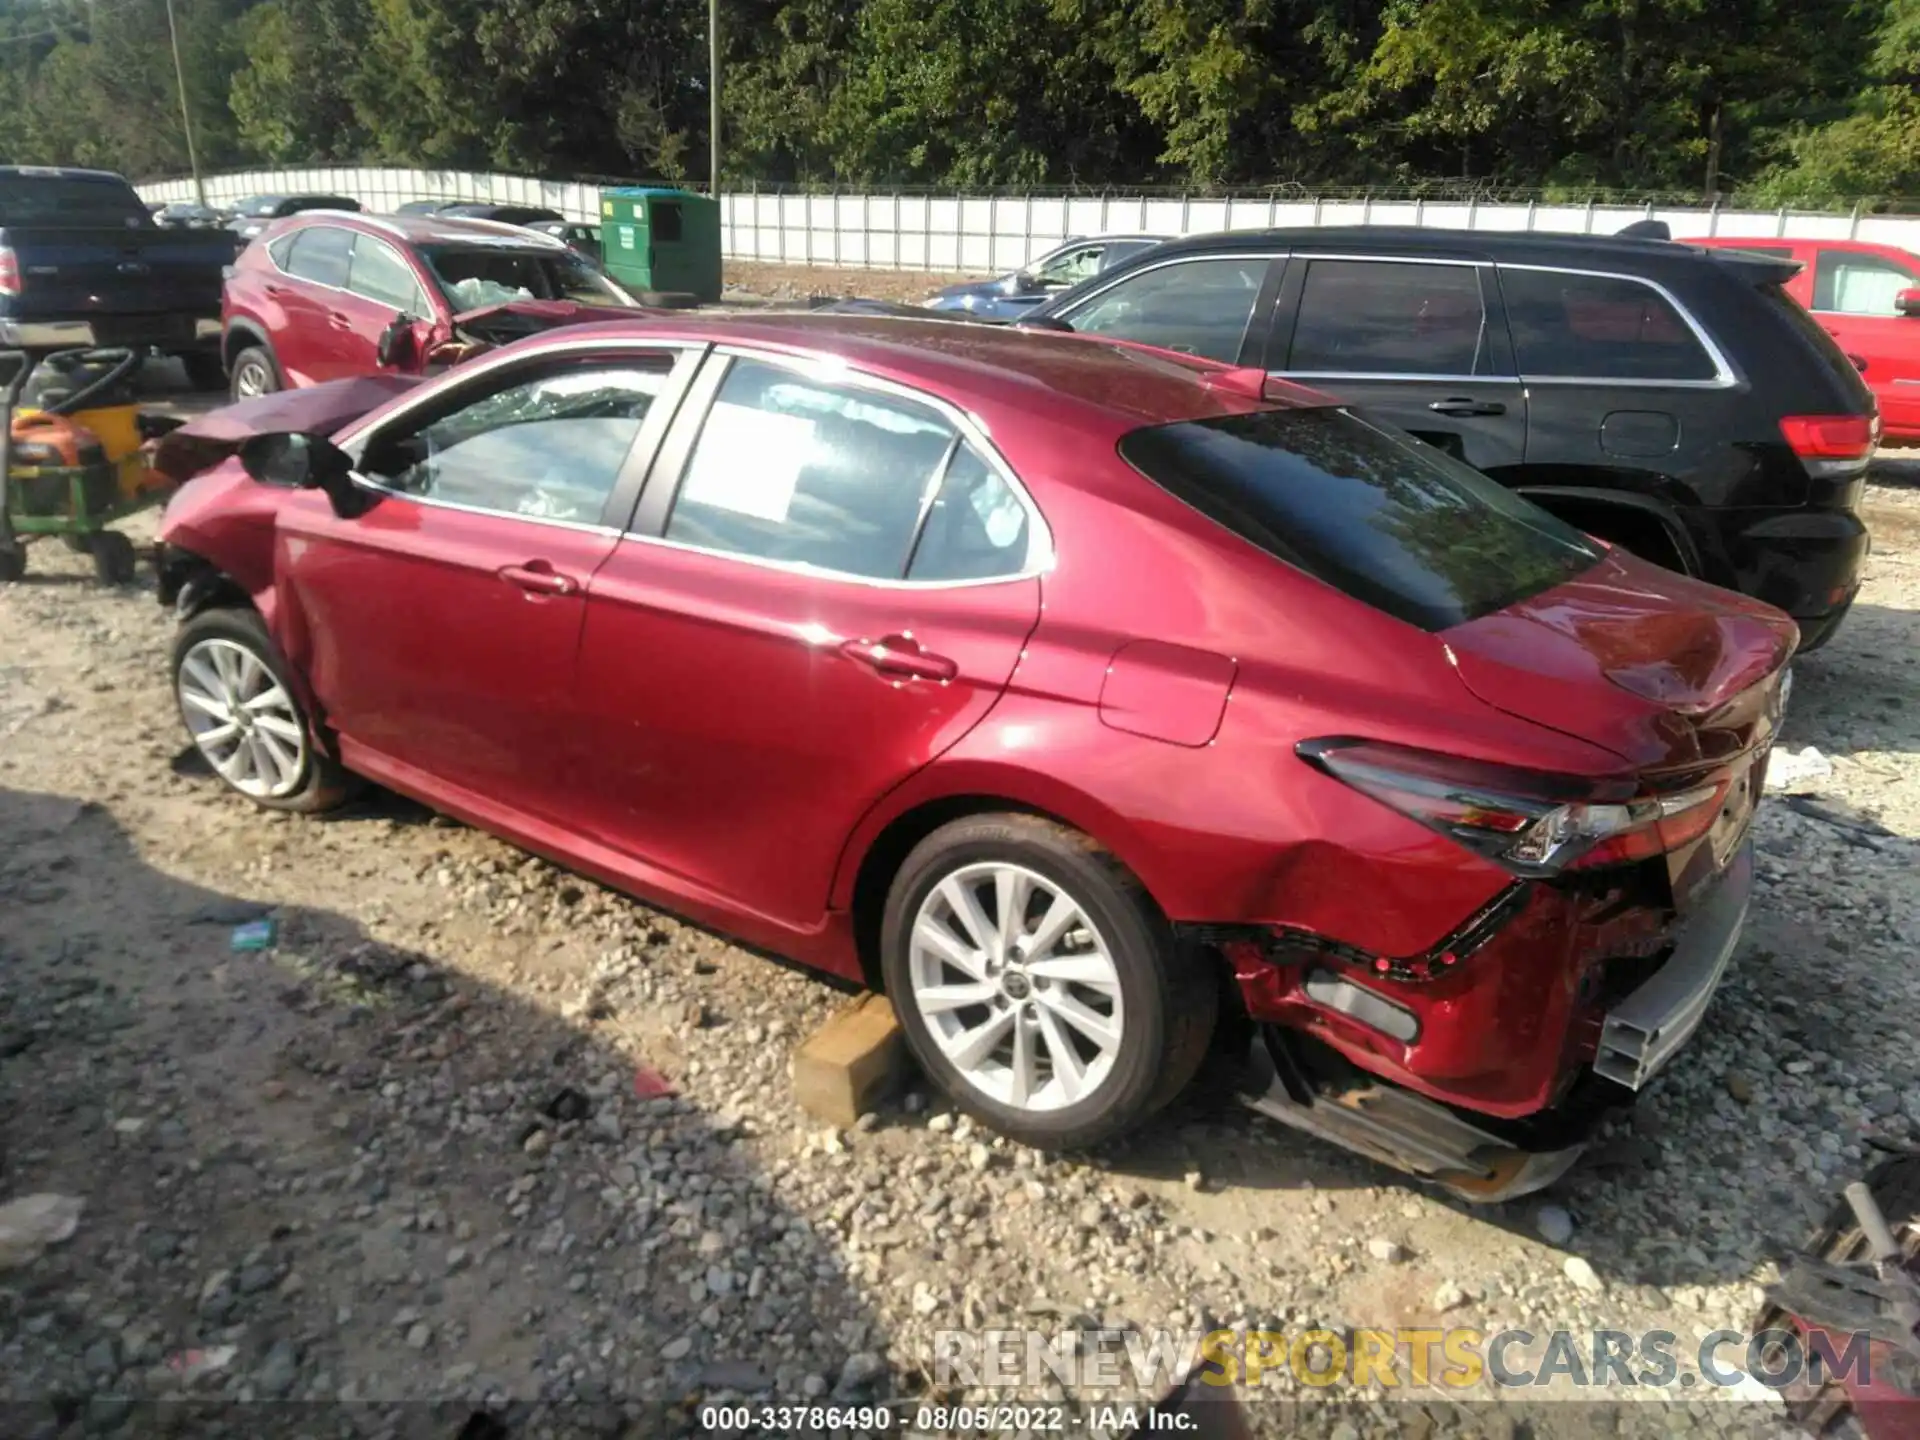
219 212 645 401
154 316 1789 1201
1687 234 1920 441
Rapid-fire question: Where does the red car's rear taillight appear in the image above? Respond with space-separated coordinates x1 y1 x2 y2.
1298 738 1725 877
0 247 19 297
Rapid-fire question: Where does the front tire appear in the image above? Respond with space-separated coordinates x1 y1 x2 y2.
881 814 1216 1150
228 345 280 402
170 607 356 812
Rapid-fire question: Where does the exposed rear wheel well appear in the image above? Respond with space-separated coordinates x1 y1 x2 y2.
1522 494 1692 576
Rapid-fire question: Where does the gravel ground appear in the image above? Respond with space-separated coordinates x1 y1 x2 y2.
723 262 979 307
0 390 1916 1434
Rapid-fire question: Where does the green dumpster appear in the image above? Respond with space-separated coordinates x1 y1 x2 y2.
598 187 721 304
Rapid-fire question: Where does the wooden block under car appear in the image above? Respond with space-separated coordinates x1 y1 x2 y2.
792 992 905 1127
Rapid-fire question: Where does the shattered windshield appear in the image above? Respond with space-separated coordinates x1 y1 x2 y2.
420 245 632 310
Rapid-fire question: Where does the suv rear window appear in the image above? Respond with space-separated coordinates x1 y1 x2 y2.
1119 408 1602 631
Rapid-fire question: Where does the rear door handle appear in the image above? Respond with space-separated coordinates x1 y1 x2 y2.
1428 398 1506 418
841 635 958 682
497 562 578 597
327 311 352 330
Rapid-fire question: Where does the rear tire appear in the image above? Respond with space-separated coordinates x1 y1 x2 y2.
89 531 137 585
170 607 358 813
178 350 227 391
228 345 280 402
881 813 1216 1150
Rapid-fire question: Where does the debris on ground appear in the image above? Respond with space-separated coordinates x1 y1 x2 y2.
0 1193 83 1270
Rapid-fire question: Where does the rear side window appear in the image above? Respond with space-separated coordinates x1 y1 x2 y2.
1499 268 1718 381
665 358 965 580
906 445 1032 582
284 226 354 288
1118 408 1602 631
1755 282 1874 397
1287 260 1490 376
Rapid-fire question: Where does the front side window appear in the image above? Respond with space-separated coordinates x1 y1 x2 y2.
1812 250 1919 316
664 359 989 581
1062 257 1268 363
369 361 671 524
1499 267 1718 381
1118 407 1601 631
347 236 430 315
284 226 354 289
1288 260 1489 376
421 245 632 311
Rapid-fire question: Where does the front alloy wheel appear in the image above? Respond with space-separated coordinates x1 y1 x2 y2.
169 607 357 813
176 635 309 799
908 862 1126 1112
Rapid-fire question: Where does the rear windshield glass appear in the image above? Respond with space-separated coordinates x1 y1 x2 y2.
233 195 283 217
1756 282 1875 399
0 175 151 228
1119 408 1603 631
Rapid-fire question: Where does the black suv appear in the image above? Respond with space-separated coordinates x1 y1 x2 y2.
1022 227 1875 650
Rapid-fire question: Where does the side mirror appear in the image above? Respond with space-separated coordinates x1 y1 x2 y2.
1003 271 1040 296
376 315 417 368
1897 287 1920 317
236 432 369 518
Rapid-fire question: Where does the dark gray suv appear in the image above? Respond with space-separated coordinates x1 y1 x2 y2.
1023 226 1876 651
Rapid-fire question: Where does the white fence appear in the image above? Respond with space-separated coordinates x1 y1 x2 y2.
136 166 1920 275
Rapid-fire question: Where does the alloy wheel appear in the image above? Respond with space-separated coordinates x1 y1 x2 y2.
906 861 1124 1111
176 637 308 799
232 357 272 399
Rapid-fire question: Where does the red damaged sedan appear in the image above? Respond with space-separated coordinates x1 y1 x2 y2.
153 315 1789 1200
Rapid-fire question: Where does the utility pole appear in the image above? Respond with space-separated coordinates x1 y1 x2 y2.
709 0 721 198
163 0 206 207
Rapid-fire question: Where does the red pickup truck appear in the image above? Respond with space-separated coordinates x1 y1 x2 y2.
1687 234 1920 442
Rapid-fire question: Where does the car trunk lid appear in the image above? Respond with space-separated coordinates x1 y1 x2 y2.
1444 549 1795 775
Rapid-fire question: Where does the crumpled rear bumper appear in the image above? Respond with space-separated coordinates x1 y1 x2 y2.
1594 843 1753 1091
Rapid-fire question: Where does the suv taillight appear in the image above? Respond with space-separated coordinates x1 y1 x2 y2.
1298 739 1725 877
1780 413 1876 481
0 247 18 297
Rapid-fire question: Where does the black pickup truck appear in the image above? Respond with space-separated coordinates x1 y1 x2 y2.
0 166 232 387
